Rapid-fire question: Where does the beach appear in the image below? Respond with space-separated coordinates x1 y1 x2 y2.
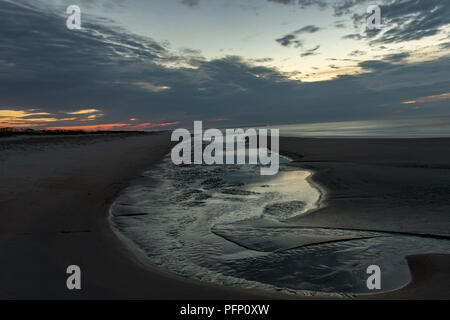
0 134 448 299
0 133 275 299
279 137 450 299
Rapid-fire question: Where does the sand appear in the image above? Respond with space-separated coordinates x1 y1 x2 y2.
372 254 450 299
279 137 450 299
0 134 448 299
0 133 277 299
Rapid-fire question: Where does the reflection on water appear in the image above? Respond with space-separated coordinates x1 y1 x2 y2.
270 116 450 138
111 155 450 295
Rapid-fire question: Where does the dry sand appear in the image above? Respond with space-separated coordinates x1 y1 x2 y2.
0 134 448 299
0 133 276 299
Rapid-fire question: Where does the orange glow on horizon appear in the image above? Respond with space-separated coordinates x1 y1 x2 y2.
128 121 181 130
45 121 180 131
0 123 41 128
45 123 129 131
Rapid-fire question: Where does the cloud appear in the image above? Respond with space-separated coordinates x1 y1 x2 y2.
267 0 367 14
0 110 51 118
342 33 363 40
270 0 449 47
401 92 450 105
249 58 274 63
334 21 347 28
275 34 302 47
349 50 366 57
275 24 320 48
267 0 327 9
382 52 410 63
294 25 321 34
373 0 450 44
133 82 171 92
332 0 371 16
181 0 200 7
267 0 295 4
66 109 102 115
0 107 105 127
343 0 450 45
1 0 450 129
358 60 394 71
440 42 450 49
0 109 56 126
300 45 320 57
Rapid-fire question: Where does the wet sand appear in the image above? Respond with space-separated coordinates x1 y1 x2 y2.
0 134 448 299
280 137 450 299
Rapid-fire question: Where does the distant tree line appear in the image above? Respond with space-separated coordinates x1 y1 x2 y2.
0 127 156 137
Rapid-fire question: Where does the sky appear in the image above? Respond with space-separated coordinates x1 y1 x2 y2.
0 0 449 130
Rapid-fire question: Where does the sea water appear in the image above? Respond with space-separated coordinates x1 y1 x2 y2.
110 145 450 295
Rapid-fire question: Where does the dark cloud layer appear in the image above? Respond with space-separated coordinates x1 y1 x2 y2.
343 0 450 45
0 0 449 128
270 0 449 46
374 0 450 44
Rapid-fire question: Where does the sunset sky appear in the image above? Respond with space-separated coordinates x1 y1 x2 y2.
0 0 449 130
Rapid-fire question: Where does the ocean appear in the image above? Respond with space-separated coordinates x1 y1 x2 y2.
271 116 450 138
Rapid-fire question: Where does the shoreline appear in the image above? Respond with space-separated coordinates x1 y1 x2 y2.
0 134 448 299
0 133 287 299
107 137 448 298
106 151 335 299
